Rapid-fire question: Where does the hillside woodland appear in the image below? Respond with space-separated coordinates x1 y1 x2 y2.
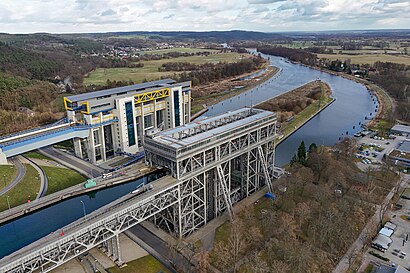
210 140 399 273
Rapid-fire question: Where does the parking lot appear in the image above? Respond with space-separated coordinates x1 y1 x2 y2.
381 193 410 266
356 134 407 167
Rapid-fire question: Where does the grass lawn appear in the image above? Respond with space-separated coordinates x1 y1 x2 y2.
0 164 17 192
42 166 85 195
54 140 74 149
141 47 219 55
0 164 40 212
84 52 249 85
214 222 231 245
191 104 205 115
317 53 410 65
363 264 374 273
24 151 52 160
108 255 170 273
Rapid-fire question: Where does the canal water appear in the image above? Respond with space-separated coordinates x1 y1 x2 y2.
206 52 377 165
0 172 165 258
0 52 377 259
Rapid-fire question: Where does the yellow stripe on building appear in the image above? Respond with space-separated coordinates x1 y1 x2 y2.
134 88 170 104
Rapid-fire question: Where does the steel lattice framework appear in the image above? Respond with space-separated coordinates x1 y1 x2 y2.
0 108 278 273
0 177 180 273
145 108 277 237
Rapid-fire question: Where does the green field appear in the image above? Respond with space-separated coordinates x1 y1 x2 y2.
84 52 249 85
0 164 40 212
42 166 85 195
0 165 17 191
24 151 51 160
317 53 410 65
141 47 219 55
109 255 170 273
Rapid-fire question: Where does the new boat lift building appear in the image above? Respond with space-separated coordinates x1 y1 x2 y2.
64 79 191 163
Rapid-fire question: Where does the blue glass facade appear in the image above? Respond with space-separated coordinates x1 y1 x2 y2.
174 90 180 127
125 102 136 146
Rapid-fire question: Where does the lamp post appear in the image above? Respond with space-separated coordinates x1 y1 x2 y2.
3 175 6 188
6 196 11 210
80 200 87 220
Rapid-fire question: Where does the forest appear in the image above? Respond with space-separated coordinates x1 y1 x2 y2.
257 46 318 66
169 57 266 86
208 140 399 273
368 62 410 122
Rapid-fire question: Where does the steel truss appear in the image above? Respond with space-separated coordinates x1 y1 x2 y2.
151 121 277 237
0 183 180 273
1 110 278 273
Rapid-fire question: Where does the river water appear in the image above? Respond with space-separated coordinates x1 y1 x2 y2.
0 52 378 259
206 52 378 165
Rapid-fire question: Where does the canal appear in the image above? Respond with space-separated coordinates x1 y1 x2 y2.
206 52 377 165
0 52 378 259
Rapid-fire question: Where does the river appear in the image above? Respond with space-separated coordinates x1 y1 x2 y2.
0 51 378 259
206 52 378 165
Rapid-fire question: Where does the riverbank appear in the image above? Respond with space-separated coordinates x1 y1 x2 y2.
255 80 335 146
292 61 394 131
191 64 280 114
0 162 157 224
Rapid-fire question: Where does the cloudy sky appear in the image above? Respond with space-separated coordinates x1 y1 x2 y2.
0 0 409 34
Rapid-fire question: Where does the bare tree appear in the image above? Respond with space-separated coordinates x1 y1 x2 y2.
196 250 210 273
213 219 246 273
378 201 390 226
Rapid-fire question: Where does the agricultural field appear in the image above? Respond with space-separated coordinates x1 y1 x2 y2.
317 53 410 65
84 52 250 85
140 47 219 55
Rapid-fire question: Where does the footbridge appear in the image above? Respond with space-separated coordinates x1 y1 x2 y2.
0 118 118 164
0 108 279 273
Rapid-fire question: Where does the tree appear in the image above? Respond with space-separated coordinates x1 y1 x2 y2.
196 250 210 273
213 219 246 273
308 142 318 154
297 141 307 165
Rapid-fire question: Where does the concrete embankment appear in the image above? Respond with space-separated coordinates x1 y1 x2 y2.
0 162 157 224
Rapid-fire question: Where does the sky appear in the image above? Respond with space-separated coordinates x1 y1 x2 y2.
0 0 409 34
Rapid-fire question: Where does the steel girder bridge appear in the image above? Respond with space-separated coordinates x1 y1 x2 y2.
0 108 278 273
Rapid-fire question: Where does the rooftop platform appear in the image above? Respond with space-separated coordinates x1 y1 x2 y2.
146 108 276 152
66 79 175 102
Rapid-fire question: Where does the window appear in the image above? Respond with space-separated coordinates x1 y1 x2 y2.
144 114 153 129
125 102 136 146
173 90 180 126
91 103 111 110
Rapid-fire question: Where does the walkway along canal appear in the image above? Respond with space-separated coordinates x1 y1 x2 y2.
0 51 377 259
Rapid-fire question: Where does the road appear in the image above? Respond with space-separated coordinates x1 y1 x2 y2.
333 173 409 273
40 146 105 178
22 156 48 199
0 156 26 196
127 225 191 272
